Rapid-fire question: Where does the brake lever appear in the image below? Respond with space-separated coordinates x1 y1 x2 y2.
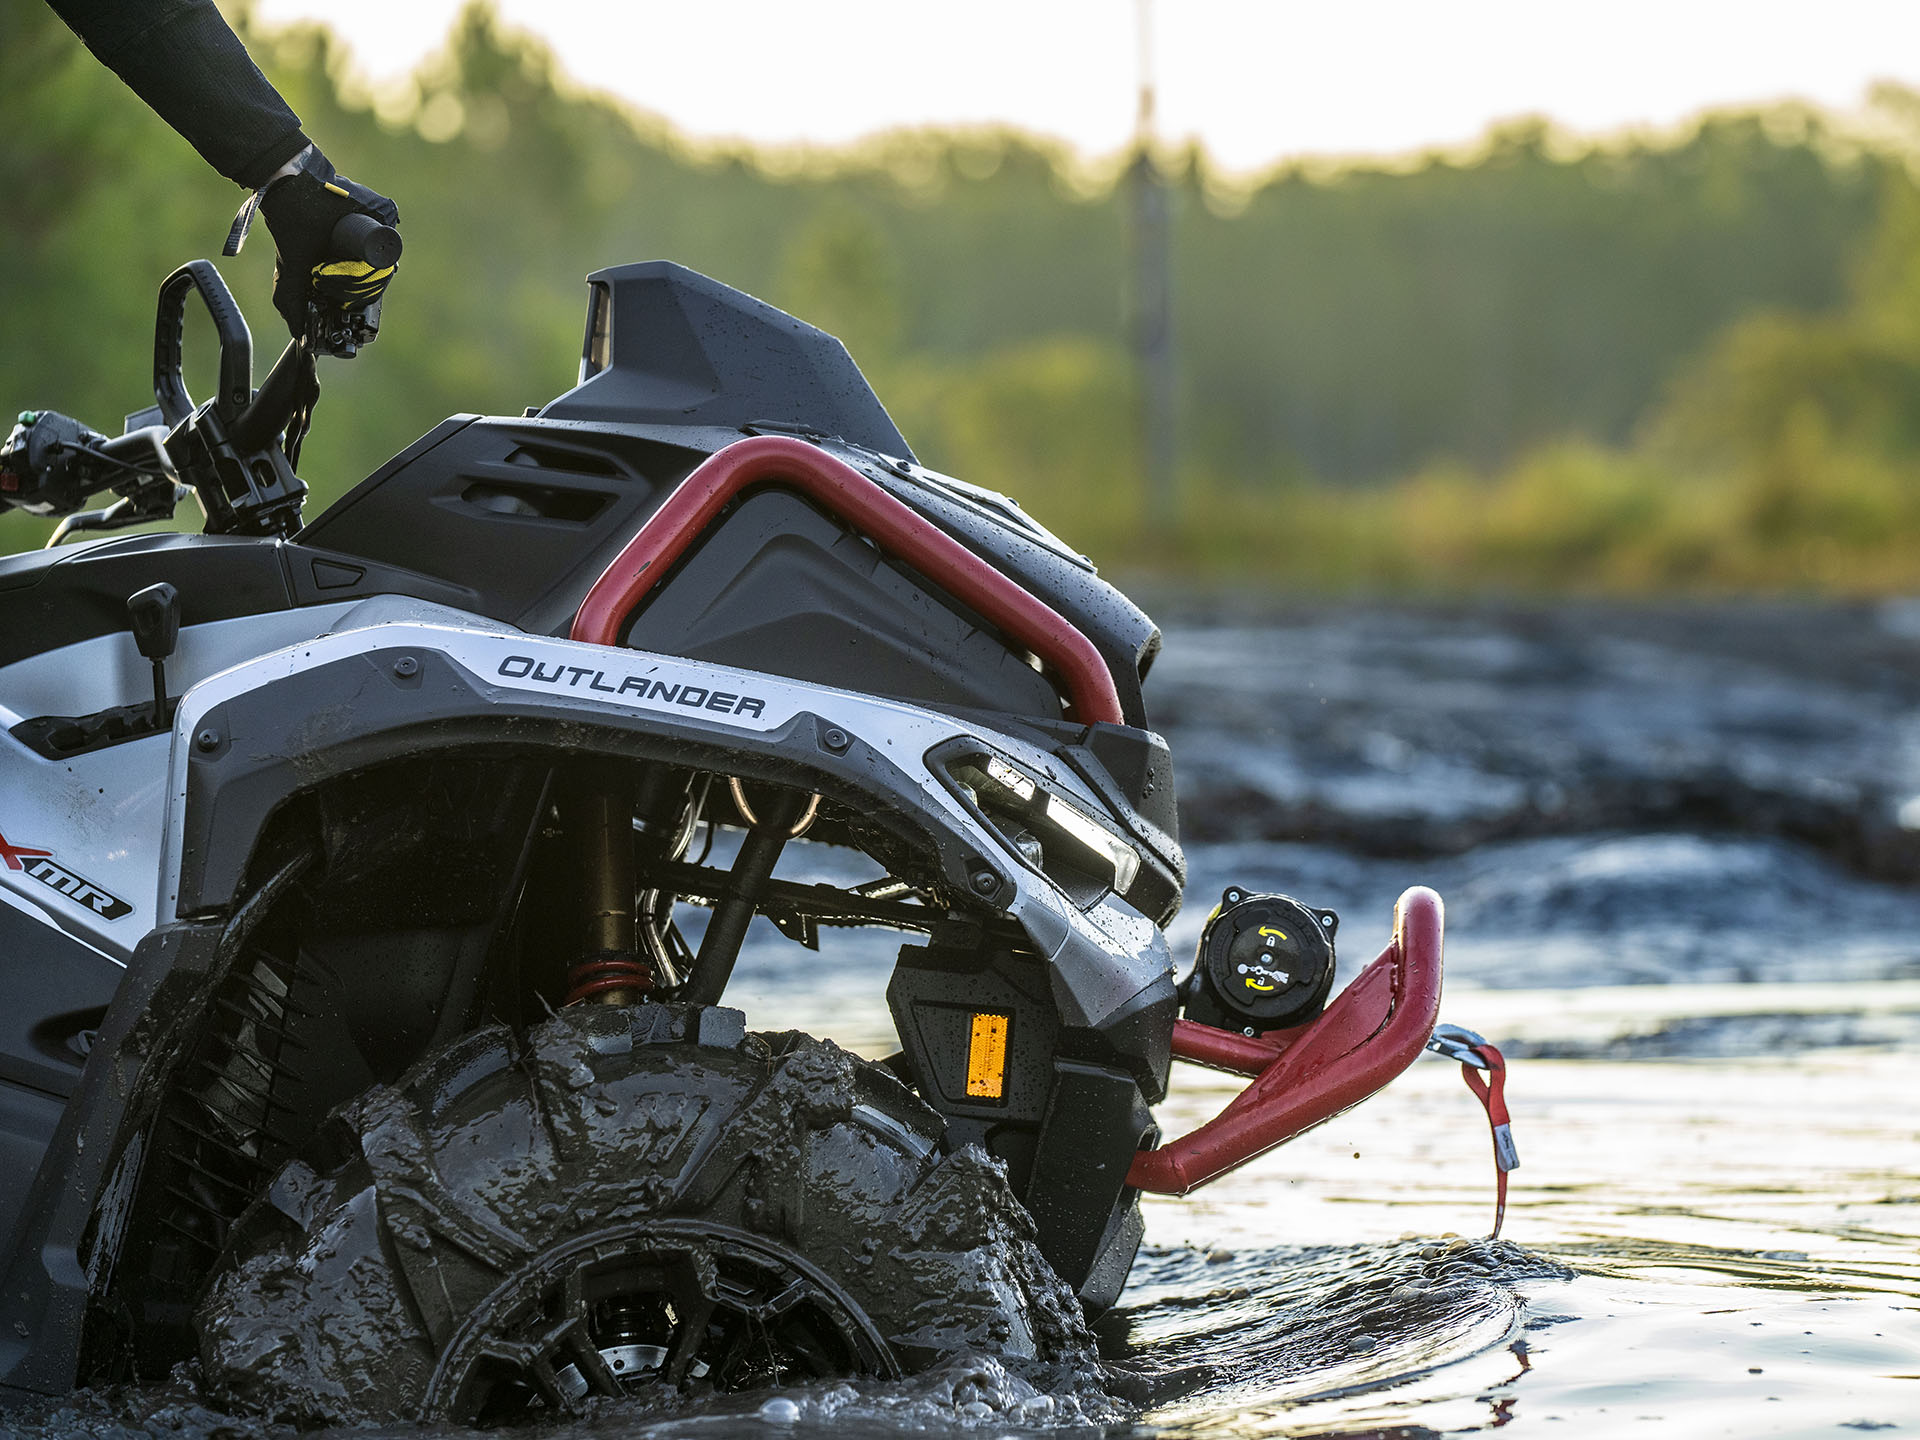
46 483 192 548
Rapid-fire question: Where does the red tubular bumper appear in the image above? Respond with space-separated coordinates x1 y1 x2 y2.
570 435 1125 726
1128 886 1445 1196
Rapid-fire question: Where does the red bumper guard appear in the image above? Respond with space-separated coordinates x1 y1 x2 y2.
1129 886 1445 1195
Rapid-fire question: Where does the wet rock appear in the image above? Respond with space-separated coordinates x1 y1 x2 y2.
1150 602 1920 887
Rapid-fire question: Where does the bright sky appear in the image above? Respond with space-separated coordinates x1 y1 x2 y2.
255 0 1920 173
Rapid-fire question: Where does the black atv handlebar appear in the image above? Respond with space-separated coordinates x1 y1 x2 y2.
153 260 253 428
16 218 399 538
229 337 309 454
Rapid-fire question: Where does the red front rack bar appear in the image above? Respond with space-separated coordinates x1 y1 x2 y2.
1129 886 1445 1195
571 434 1125 726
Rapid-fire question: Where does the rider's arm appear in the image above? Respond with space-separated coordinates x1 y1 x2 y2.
46 0 309 189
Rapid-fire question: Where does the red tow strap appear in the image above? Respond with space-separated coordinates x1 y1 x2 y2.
1429 1024 1519 1237
1456 1041 1518 1238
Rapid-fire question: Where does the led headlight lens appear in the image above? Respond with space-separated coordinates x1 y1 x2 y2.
1042 792 1140 892
945 751 1140 894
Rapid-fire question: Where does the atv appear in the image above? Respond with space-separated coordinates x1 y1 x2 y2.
0 232 1481 1424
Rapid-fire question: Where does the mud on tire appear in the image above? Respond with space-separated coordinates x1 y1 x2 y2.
193 1004 1092 1426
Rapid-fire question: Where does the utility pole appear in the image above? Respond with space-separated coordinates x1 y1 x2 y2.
1131 0 1177 534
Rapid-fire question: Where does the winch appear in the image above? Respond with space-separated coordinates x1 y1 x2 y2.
1181 888 1339 1033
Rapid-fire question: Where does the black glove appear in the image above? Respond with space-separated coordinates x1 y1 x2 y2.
229 145 400 342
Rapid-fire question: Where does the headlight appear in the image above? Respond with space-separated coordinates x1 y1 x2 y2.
944 751 1140 895
1040 791 1140 891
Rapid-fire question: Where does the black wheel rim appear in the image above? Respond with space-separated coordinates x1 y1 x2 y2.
423 1219 898 1422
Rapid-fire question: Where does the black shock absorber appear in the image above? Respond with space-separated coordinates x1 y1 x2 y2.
564 764 653 1006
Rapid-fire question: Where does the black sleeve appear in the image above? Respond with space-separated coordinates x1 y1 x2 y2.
48 0 309 188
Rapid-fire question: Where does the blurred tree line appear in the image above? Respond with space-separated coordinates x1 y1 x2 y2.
7 1 1920 590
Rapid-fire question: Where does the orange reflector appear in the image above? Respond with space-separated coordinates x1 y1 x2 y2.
966 1013 1010 1099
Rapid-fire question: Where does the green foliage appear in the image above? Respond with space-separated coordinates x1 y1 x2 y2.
779 207 906 365
891 338 1141 556
6 2 1920 592
1177 111 1885 480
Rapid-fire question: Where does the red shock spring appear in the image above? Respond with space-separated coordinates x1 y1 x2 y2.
564 956 654 1006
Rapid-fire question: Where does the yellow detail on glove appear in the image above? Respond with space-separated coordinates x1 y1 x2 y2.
311 260 397 310
312 260 393 280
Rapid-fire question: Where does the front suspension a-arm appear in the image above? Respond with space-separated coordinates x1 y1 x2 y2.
1129 886 1444 1195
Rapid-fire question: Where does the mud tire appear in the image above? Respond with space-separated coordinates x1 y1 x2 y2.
195 1004 1093 1426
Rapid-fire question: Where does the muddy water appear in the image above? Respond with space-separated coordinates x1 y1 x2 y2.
712 930 1920 1440
17 602 1920 1437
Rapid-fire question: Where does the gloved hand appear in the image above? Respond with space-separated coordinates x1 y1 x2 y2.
251 145 400 342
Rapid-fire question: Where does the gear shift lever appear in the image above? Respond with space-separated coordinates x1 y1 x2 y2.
126 582 180 727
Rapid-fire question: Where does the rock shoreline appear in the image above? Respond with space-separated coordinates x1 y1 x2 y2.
1146 599 1920 883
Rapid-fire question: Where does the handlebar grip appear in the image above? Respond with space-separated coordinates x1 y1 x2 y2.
329 213 402 270
153 261 253 427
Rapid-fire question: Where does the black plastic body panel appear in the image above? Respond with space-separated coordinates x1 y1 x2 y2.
1077 725 1179 841
0 1082 62 1267
297 417 708 634
0 904 120 1103
0 920 222 1396
541 260 914 460
0 535 291 669
888 938 1062 1144
0 902 120 1268
1026 1060 1154 1312
0 532 479 671
627 488 1062 715
887 929 1169 1306
821 441 1162 729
